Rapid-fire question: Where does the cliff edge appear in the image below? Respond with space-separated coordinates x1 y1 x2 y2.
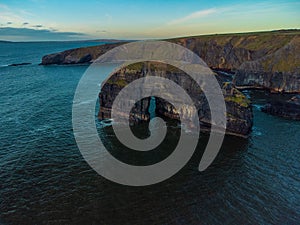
41 30 300 93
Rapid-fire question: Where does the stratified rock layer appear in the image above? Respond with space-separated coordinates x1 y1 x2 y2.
99 62 253 137
41 42 124 65
41 30 300 93
234 36 300 93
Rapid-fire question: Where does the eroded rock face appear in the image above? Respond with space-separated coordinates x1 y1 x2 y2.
261 95 300 120
41 30 300 93
41 42 124 65
172 37 254 71
99 65 150 124
99 62 253 137
234 36 300 93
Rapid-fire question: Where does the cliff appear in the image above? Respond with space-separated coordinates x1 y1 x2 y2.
41 42 125 65
234 36 300 93
41 30 300 93
99 62 253 137
39 30 300 135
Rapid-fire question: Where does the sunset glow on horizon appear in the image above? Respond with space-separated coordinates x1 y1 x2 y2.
0 0 299 41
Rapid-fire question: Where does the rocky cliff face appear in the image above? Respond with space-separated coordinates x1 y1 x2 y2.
169 31 299 71
41 42 124 65
99 63 151 124
233 36 300 93
41 30 300 93
99 62 253 137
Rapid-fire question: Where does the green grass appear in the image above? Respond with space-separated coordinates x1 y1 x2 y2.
106 78 128 87
126 62 144 71
168 30 299 55
261 38 299 72
225 91 251 107
125 62 182 73
168 29 300 41
241 35 291 51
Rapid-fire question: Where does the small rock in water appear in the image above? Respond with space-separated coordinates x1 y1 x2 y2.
261 95 300 120
9 62 31 66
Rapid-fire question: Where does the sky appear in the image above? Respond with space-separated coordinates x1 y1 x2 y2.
0 0 299 41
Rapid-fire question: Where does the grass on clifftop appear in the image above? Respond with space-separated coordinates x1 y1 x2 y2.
225 91 251 107
126 62 144 71
168 29 300 53
126 62 182 73
169 29 300 41
106 78 127 87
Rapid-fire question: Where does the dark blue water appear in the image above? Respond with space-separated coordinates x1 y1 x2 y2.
0 42 299 225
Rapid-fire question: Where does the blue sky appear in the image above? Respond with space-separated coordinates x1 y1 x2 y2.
0 0 299 41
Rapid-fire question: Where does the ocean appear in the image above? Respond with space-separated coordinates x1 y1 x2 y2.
0 41 299 225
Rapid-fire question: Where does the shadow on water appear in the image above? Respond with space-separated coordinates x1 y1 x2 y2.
0 130 251 225
75 121 250 225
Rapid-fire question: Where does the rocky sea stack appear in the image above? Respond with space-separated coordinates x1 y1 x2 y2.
99 62 253 137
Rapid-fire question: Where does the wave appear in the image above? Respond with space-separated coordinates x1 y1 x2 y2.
253 104 263 110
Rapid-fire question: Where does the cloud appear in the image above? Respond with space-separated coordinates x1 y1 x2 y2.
168 8 217 25
33 24 43 28
0 27 89 41
167 2 299 26
0 4 25 24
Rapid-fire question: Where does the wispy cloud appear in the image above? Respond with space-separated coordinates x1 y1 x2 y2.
167 1 300 26
168 8 217 25
0 10 23 24
0 3 9 10
0 3 30 26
